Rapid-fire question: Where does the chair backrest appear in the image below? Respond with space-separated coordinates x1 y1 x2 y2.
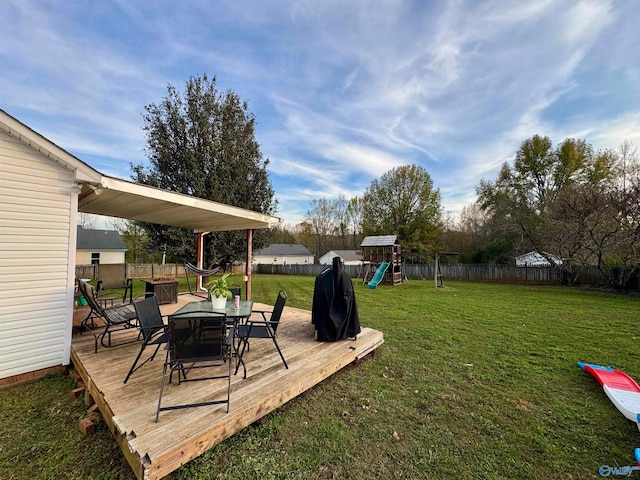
270 290 288 333
133 296 165 342
229 285 241 300
167 313 228 363
78 280 104 314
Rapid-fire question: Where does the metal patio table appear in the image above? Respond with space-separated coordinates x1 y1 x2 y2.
171 300 254 377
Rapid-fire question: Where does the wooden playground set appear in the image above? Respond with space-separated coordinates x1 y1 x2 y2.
359 235 457 288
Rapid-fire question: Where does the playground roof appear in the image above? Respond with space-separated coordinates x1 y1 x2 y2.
360 235 398 247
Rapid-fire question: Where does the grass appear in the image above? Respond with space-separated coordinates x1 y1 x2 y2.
2 276 640 479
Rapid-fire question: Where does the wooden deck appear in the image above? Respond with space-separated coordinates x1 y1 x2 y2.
70 295 384 480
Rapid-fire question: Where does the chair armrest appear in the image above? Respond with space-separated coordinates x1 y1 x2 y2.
249 309 273 322
139 323 167 332
245 319 279 327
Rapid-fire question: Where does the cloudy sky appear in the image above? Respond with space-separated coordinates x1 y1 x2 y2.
2 0 638 225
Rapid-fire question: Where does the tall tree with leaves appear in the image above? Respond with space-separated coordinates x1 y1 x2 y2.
362 164 442 252
131 74 276 266
477 135 594 259
477 135 640 287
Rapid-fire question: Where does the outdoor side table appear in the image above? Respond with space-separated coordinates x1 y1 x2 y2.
142 278 179 304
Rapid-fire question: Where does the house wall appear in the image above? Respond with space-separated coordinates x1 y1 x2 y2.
252 254 314 265
0 130 77 382
76 250 125 265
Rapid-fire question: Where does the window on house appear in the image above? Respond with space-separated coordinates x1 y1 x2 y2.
273 257 278 263
91 252 100 265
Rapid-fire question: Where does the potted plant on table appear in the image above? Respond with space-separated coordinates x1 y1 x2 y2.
205 273 233 309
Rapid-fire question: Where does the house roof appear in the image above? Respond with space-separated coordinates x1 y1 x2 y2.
361 235 399 247
76 226 127 251
1 108 280 233
76 225 127 251
255 244 314 256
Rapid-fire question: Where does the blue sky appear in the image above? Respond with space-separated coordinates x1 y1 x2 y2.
2 0 639 225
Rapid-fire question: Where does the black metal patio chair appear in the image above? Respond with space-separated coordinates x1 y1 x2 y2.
235 290 288 378
155 311 232 422
97 278 134 304
78 280 139 353
123 295 168 384
229 284 242 300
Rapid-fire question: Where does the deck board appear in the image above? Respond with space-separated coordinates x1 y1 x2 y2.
71 295 383 480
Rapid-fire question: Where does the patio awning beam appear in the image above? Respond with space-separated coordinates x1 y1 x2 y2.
78 175 279 232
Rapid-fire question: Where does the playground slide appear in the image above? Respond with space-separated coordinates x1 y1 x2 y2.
367 262 389 289
578 362 640 429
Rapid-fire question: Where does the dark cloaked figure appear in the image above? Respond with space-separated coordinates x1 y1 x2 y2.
312 257 361 341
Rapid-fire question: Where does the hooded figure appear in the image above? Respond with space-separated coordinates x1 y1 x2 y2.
312 256 361 341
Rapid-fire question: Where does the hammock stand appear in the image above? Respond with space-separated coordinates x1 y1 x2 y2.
183 262 221 297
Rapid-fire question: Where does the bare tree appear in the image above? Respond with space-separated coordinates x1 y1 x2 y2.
304 198 337 258
333 195 349 248
77 213 98 229
346 197 364 248
618 140 639 192
107 217 129 234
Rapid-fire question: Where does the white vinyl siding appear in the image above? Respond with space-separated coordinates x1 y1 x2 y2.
98 252 125 264
252 255 314 265
76 251 125 264
0 130 75 380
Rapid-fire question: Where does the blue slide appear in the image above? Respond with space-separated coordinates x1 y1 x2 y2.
367 262 389 289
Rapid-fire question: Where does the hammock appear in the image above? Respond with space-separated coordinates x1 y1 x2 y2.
183 262 221 297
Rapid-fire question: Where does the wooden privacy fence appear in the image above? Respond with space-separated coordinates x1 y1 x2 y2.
253 263 604 286
76 263 184 286
77 262 604 286
76 263 246 285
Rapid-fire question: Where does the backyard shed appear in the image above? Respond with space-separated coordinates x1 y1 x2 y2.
0 108 279 388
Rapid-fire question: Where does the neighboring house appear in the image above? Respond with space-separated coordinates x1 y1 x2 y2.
515 251 563 267
318 250 362 266
0 109 279 388
253 244 314 265
76 226 127 265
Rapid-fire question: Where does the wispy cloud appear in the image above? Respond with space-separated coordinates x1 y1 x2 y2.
1 0 637 225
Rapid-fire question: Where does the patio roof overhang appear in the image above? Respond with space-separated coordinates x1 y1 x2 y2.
1 109 280 233
78 175 280 233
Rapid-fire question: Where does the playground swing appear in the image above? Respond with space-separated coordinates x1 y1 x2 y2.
434 253 444 288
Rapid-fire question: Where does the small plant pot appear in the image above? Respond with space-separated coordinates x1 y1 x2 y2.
211 296 227 309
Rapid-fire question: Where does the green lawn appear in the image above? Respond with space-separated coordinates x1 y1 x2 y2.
2 276 640 479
